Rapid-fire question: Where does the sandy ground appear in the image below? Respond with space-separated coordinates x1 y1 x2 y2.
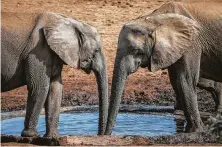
1 0 216 112
1 133 221 146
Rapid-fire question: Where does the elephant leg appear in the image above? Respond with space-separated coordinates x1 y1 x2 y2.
215 85 222 113
208 89 221 112
197 78 222 112
174 98 183 111
168 57 204 133
168 71 183 112
211 92 219 111
44 74 63 137
181 89 204 133
21 54 51 137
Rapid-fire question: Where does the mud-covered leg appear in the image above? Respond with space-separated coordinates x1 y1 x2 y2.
197 78 222 112
44 74 63 137
168 55 204 133
215 84 222 113
169 71 183 112
209 88 221 112
21 54 50 137
206 84 222 136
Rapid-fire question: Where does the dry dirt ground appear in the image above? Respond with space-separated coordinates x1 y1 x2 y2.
1 133 221 146
1 0 216 112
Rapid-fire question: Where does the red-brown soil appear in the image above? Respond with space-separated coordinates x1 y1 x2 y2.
1 132 221 146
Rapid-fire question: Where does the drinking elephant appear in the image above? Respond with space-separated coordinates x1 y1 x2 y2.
1 12 108 137
105 2 222 135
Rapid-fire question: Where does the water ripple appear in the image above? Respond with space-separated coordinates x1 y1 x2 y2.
1 112 180 136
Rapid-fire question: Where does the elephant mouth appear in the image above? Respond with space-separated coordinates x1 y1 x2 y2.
82 67 91 74
129 64 140 75
130 70 136 74
141 64 147 68
128 69 137 75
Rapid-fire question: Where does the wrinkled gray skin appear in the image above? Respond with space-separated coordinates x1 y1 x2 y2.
175 78 222 112
1 12 108 137
105 2 222 135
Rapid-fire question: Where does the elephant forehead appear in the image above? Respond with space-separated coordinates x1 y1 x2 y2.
127 33 145 49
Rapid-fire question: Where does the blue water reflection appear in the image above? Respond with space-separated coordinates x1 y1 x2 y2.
1 113 179 136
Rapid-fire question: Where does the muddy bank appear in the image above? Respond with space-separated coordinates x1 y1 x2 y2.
1 132 221 146
1 106 221 146
1 87 216 114
1 105 175 120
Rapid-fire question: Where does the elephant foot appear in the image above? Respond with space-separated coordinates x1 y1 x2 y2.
21 129 40 137
185 127 204 133
185 123 204 133
98 131 105 135
44 131 59 138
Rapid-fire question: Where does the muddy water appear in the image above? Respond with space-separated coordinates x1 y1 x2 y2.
1 112 185 136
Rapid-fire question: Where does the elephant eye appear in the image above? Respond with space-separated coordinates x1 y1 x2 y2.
93 49 99 58
132 49 144 55
133 29 145 36
132 49 139 54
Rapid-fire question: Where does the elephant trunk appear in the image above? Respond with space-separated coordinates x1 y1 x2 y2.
93 54 109 135
105 57 127 135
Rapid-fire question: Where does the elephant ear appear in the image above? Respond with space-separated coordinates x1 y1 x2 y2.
149 14 200 72
43 18 81 68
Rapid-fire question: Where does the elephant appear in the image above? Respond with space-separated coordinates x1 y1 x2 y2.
174 77 222 113
105 1 222 135
1 12 108 137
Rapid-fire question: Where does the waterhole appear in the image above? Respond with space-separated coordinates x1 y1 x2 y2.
1 112 185 136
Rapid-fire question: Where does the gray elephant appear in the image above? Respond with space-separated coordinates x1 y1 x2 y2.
1 12 108 137
105 1 222 135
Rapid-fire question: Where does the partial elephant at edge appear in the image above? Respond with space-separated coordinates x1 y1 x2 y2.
105 1 222 135
1 12 108 137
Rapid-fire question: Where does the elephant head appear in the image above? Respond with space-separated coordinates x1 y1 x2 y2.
43 13 108 135
105 13 200 134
